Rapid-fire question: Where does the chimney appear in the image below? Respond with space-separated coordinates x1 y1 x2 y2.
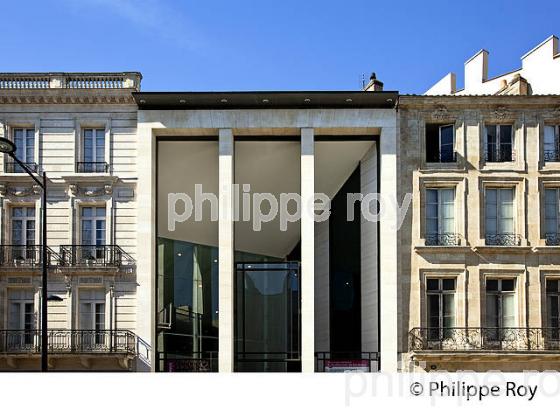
364 72 384 91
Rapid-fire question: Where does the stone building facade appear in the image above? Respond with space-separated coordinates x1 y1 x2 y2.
0 73 147 370
401 36 560 372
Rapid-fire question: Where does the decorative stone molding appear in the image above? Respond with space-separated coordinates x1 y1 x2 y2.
9 185 40 197
0 184 6 196
67 184 78 197
68 183 114 198
431 105 451 120
0 94 135 105
490 106 512 120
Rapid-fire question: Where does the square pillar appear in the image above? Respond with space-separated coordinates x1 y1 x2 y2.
218 129 235 372
379 126 398 372
301 128 315 372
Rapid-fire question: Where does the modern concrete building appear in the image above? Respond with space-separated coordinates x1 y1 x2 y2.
0 35 558 373
135 89 398 372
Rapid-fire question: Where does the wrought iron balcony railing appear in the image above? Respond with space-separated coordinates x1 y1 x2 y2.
484 149 516 162
59 245 134 268
545 233 560 246
425 233 461 246
0 329 136 354
4 161 39 174
0 245 61 267
485 233 521 246
409 327 560 352
76 162 109 173
544 150 560 162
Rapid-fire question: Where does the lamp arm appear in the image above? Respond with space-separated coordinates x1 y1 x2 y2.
9 154 44 187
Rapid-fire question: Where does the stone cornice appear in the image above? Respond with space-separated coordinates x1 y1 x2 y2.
0 90 136 105
400 94 560 110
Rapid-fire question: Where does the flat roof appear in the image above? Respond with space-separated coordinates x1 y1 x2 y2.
133 91 398 110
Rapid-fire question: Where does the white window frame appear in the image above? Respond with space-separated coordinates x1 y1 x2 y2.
12 128 35 164
11 206 36 247
425 277 457 334
485 278 517 329
545 187 560 236
544 125 560 162
80 206 106 247
484 187 516 237
426 187 456 236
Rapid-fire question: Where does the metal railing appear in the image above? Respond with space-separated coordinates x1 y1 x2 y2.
4 161 39 174
0 329 136 354
0 245 61 267
235 351 301 372
76 162 109 173
546 233 560 246
425 233 461 246
409 327 560 352
59 245 134 268
485 233 521 246
315 352 379 372
484 148 516 162
544 150 560 162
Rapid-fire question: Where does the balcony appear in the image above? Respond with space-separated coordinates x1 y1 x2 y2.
409 327 560 352
0 329 136 355
4 161 39 174
425 233 461 246
544 150 560 162
485 234 521 246
76 162 109 173
0 245 61 268
484 149 516 162
59 245 134 268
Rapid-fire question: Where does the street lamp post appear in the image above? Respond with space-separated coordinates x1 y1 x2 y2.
0 137 49 372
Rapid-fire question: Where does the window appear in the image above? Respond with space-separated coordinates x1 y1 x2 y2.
8 289 35 348
485 188 517 245
486 278 516 340
80 129 106 172
11 207 36 261
79 289 106 346
546 279 560 340
426 124 455 163
544 125 560 162
425 188 457 245
80 206 106 261
485 124 513 162
9 128 35 173
545 188 560 245
426 278 456 340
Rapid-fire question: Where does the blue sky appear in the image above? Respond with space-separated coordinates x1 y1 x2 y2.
1 0 558 93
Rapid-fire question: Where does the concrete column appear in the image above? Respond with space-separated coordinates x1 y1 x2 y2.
379 126 399 372
218 129 235 372
136 123 156 371
361 143 378 354
301 128 315 372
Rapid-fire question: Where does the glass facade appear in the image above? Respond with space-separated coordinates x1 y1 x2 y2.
235 262 300 372
157 238 219 372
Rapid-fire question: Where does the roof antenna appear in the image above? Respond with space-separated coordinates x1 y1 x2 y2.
361 73 365 90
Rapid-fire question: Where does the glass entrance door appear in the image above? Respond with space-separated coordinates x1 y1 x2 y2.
235 262 300 372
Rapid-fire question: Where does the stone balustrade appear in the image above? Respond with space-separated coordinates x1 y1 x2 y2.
0 72 141 91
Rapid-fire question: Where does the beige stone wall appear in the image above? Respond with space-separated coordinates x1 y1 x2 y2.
0 78 140 370
399 95 560 371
